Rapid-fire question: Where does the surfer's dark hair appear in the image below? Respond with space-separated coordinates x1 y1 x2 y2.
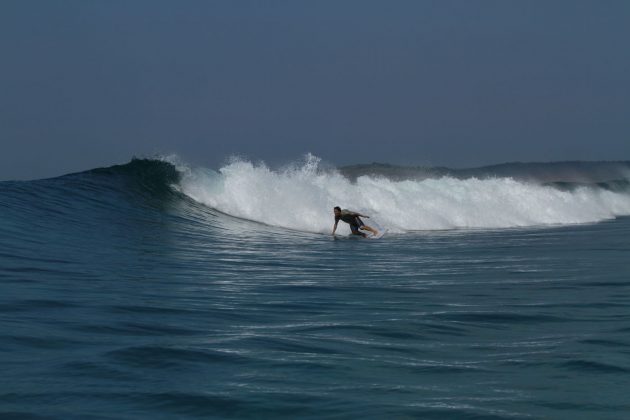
334 206 341 211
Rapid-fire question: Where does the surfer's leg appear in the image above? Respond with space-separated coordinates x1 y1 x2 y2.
362 226 378 235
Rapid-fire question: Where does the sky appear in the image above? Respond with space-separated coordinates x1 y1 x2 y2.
1 0 629 180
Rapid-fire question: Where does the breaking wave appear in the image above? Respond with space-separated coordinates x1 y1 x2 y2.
4 155 629 236
176 155 630 233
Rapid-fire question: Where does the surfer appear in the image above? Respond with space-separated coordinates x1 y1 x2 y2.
332 206 379 237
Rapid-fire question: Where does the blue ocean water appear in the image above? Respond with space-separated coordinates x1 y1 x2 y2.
1 158 630 419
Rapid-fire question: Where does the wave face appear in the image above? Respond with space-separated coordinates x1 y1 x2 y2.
178 155 630 233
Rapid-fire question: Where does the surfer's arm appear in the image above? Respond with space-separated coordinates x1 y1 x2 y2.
332 220 338 235
346 211 367 218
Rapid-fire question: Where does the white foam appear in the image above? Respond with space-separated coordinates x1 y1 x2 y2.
177 154 630 234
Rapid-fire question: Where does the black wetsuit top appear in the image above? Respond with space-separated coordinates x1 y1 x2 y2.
335 210 364 232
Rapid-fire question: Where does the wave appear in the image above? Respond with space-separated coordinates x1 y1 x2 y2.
176 154 630 233
3 156 630 235
340 161 630 184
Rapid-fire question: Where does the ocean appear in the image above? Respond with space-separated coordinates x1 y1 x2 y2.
1 156 630 419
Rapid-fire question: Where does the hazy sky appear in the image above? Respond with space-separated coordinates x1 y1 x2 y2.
2 0 629 180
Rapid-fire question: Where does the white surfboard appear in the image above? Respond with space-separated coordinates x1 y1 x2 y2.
361 220 387 239
368 228 388 239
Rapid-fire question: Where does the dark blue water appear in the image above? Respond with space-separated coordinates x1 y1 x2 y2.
1 159 630 419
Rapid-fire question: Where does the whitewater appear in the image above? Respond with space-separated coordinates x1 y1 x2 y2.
177 154 630 233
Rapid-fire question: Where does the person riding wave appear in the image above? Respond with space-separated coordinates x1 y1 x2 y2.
332 206 379 238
